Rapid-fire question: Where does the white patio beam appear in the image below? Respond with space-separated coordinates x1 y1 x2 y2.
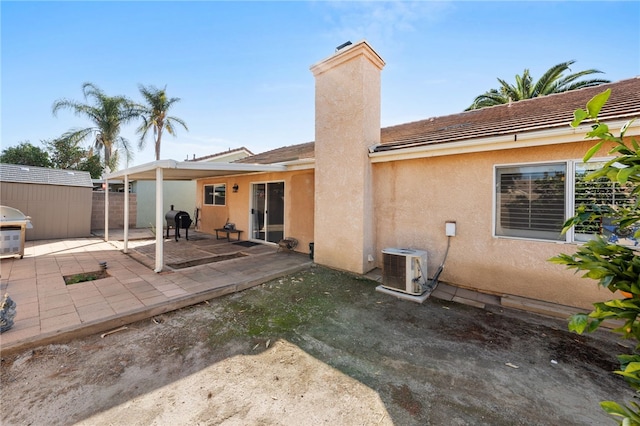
155 167 164 273
104 178 109 242
123 174 129 254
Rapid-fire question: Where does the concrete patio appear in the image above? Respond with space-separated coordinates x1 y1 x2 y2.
0 231 313 355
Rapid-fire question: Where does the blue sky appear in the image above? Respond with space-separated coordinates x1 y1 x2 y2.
2 1 639 168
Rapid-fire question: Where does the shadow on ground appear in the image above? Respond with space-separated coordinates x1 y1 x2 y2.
1 266 633 425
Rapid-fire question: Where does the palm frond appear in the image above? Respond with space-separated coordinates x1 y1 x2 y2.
136 84 188 160
467 60 610 110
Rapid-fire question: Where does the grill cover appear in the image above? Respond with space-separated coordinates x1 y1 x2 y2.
1 206 32 259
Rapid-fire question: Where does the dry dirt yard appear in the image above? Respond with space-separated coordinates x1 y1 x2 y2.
1 266 636 425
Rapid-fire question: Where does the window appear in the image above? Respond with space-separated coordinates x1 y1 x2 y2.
495 160 636 243
204 184 226 206
496 163 566 241
574 162 635 243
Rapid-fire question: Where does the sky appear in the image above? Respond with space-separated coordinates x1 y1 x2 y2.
2 1 639 169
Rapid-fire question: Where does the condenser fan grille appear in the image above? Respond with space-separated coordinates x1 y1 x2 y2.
383 253 406 291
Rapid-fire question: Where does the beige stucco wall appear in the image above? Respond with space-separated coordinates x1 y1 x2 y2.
196 169 314 254
1 182 92 240
373 139 619 310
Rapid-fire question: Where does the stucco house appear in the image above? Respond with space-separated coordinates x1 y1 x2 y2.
132 147 254 229
107 40 640 312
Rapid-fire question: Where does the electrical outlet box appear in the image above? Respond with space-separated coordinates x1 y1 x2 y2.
445 221 456 237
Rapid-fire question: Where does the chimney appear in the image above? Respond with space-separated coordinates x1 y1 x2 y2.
310 40 385 274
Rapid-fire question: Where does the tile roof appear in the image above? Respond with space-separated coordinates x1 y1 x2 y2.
187 147 254 162
0 163 93 187
235 142 315 165
377 77 640 152
235 77 640 163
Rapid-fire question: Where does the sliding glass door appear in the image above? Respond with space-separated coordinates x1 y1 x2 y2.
250 182 284 244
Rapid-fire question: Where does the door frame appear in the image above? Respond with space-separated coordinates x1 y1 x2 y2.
249 180 285 245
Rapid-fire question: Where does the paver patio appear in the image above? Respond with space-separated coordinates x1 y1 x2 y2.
0 231 312 354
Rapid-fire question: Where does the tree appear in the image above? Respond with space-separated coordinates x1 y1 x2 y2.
43 137 86 170
550 90 640 424
136 84 188 161
0 142 52 167
52 82 139 172
76 153 104 179
43 137 104 179
466 60 610 110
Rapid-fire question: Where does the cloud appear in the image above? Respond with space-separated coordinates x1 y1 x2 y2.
320 1 453 46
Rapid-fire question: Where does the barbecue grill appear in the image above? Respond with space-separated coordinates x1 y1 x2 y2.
165 205 192 241
1 206 33 259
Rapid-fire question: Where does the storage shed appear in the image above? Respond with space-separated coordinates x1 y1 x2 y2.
0 163 93 240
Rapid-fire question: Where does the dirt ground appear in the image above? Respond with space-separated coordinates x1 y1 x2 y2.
1 266 636 425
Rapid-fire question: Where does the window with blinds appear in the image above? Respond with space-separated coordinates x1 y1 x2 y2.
574 162 635 242
496 164 566 240
495 160 636 243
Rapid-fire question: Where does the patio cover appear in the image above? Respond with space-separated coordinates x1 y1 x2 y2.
105 160 287 272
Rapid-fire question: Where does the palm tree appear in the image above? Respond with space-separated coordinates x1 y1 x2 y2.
466 60 610 110
136 85 188 161
52 83 138 171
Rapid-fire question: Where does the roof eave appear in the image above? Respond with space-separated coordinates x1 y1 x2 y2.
105 159 287 181
370 118 640 163
278 158 315 171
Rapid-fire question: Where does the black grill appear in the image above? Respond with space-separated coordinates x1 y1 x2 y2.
165 205 192 241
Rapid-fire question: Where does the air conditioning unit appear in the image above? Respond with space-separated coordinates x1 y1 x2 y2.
382 248 428 296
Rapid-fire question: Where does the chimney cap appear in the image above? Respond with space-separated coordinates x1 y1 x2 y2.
335 41 352 51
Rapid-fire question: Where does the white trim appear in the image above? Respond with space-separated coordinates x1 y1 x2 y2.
566 161 576 244
124 174 129 254
277 158 315 171
493 156 619 244
104 179 109 242
370 119 640 163
493 162 568 242
105 159 287 181
249 180 286 245
203 183 227 206
154 167 164 273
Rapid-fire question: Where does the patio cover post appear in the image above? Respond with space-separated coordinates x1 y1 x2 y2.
104 178 109 242
123 174 129 253
154 167 164 273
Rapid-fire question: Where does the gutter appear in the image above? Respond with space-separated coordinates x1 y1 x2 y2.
369 118 640 163
105 159 287 180
277 158 315 171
